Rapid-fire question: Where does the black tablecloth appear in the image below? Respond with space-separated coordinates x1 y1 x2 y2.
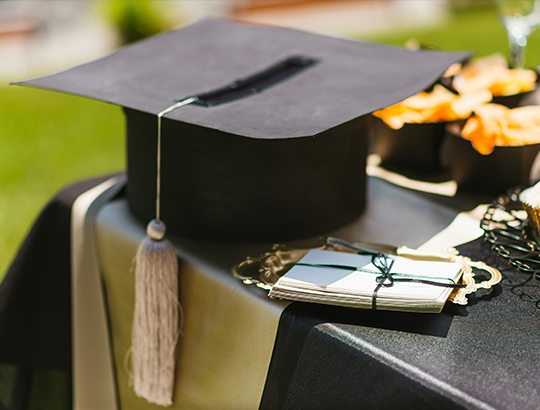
0 175 115 410
1 175 539 410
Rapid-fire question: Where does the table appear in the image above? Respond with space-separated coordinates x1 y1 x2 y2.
1 172 540 410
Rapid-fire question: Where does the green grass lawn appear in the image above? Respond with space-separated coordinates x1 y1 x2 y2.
0 87 124 277
1 2 539 279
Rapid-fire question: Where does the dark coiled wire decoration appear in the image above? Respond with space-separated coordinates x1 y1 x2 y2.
481 188 540 279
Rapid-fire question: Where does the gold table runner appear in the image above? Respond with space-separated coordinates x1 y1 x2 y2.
96 200 289 410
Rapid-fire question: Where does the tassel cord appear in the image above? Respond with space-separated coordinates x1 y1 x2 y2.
155 97 197 221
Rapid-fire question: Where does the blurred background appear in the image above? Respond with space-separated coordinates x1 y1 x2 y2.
1 0 539 278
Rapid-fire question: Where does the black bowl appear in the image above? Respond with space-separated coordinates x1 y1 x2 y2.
372 116 448 172
446 123 540 195
492 89 536 108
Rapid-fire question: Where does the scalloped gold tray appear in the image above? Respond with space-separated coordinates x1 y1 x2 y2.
232 242 501 306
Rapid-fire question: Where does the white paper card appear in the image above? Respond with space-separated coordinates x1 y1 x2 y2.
277 249 463 303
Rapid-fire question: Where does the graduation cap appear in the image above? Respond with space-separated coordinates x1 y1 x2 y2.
17 19 469 243
15 19 471 406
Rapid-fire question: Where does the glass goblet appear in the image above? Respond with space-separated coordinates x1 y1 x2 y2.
497 0 540 68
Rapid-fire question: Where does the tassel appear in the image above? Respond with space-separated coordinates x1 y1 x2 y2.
129 98 195 405
131 219 179 406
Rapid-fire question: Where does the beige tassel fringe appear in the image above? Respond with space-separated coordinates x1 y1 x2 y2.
131 219 179 406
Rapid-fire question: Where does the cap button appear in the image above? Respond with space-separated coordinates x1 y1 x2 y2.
147 219 166 240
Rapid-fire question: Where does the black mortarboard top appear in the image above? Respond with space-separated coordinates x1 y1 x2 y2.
17 19 469 242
